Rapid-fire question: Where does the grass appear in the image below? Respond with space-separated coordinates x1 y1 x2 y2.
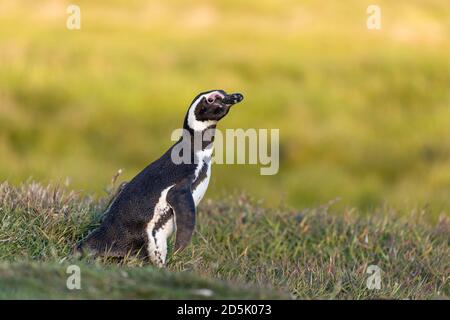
0 181 448 299
0 262 285 299
0 0 449 214
0 0 449 300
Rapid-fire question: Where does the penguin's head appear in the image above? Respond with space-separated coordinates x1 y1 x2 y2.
185 90 244 131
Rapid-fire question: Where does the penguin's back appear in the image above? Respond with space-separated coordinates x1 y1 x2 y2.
81 148 196 256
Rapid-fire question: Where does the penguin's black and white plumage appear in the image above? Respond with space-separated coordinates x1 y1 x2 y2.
77 90 244 267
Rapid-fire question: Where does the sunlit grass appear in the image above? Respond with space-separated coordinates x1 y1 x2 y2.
0 182 447 299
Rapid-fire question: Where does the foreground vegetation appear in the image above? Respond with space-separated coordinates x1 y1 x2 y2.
0 181 447 299
0 0 449 213
0 262 285 299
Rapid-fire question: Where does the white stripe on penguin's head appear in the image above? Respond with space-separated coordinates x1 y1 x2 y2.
187 91 225 131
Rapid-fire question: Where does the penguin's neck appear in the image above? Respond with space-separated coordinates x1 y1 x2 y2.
181 122 217 165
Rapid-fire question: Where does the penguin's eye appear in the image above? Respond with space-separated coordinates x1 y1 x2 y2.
206 97 214 104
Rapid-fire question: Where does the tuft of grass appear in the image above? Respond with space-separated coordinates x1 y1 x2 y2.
0 181 448 299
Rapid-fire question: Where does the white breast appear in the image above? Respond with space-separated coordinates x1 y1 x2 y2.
146 185 175 266
192 163 211 206
147 185 174 236
191 147 213 206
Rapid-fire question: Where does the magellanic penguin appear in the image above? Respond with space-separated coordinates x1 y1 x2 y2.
77 90 244 267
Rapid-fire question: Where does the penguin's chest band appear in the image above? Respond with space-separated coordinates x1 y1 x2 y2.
146 186 175 266
192 160 209 190
192 160 211 206
152 207 173 236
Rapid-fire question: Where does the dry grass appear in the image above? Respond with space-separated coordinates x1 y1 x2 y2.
0 181 448 299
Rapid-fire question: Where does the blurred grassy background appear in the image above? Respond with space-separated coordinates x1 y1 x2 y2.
0 0 449 216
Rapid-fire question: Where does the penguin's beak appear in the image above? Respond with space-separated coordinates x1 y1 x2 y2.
222 93 244 105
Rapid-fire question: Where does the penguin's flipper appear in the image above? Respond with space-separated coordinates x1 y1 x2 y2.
167 176 196 253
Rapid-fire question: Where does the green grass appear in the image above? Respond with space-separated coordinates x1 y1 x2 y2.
0 262 285 299
0 0 449 299
0 0 449 214
0 181 448 299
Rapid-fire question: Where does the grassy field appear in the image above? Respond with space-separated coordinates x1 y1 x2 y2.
0 0 449 300
0 0 449 215
0 181 447 299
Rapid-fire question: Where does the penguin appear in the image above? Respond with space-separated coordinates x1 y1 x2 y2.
77 90 244 267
